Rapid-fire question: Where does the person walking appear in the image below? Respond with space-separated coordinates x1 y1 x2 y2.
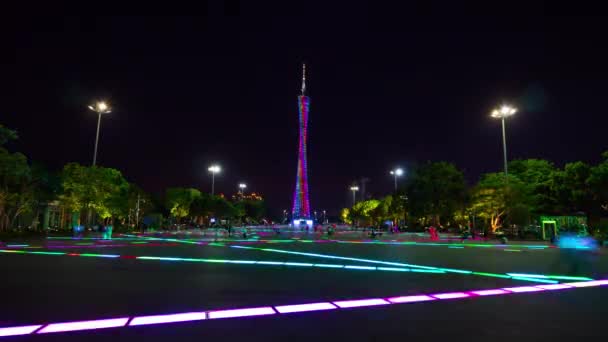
106 222 113 240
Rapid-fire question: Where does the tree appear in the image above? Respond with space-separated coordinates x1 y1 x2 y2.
388 192 407 225
551 161 593 214
406 162 466 226
210 196 237 221
0 124 18 146
508 159 558 214
340 208 352 225
470 173 526 232
370 196 393 226
0 149 32 230
60 163 129 225
349 199 380 226
165 188 201 223
0 125 33 230
588 151 608 213
243 199 266 223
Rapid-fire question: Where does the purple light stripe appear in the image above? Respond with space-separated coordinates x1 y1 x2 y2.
431 292 470 299
208 307 276 319
566 280 608 287
275 302 337 313
37 318 129 334
1 279 604 337
535 284 573 290
129 312 206 326
0 325 42 337
333 298 390 308
470 289 510 296
502 286 545 293
387 295 436 303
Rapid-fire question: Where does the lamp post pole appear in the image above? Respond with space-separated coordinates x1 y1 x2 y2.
390 168 404 191
491 105 517 180
88 101 111 166
350 186 359 206
501 117 508 177
208 165 221 196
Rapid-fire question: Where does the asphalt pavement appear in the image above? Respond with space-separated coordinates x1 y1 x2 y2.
0 234 606 341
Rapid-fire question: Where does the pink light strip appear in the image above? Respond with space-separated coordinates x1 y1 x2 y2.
130 312 206 326
275 302 337 313
1 279 605 337
333 298 390 308
208 307 276 319
470 289 510 296
502 286 545 293
37 318 129 334
387 295 436 303
567 280 608 287
0 325 42 337
431 292 470 299
535 284 573 290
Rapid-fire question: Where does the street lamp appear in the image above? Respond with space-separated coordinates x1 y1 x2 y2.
208 165 221 195
349 185 359 206
238 183 247 194
389 168 404 191
88 101 112 166
491 105 517 178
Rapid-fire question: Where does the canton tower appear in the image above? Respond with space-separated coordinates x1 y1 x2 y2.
291 63 311 223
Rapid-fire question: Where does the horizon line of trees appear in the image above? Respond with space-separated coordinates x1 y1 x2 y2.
341 155 608 236
0 124 266 232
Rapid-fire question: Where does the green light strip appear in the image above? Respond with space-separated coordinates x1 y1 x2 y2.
334 240 549 249
546 275 594 281
227 245 584 283
511 277 559 284
472 272 511 279
125 235 566 284
28 251 66 256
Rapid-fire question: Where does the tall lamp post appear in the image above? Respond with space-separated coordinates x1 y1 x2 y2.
389 168 404 191
88 101 111 166
349 186 359 206
491 105 517 178
238 183 247 194
208 165 221 195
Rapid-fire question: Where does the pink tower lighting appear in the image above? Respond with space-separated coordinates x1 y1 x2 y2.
292 63 312 225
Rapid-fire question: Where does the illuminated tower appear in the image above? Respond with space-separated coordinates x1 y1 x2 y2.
291 63 311 224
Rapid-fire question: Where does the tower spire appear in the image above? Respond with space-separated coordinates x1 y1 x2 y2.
301 63 306 95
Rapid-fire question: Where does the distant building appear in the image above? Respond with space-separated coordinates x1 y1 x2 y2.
232 192 263 201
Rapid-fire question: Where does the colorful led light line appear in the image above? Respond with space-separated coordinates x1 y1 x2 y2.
122 234 554 250
228 245 571 282
1 279 606 337
1 248 592 283
0 249 443 274
114 235 589 284
333 240 552 249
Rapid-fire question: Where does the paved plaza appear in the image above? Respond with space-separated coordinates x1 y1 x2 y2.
1 229 607 341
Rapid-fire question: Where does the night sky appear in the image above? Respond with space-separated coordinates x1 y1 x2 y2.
3 9 608 217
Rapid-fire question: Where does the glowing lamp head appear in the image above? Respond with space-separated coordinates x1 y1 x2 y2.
491 105 517 118
391 168 404 176
89 101 111 113
208 165 221 174
350 186 359 191
239 183 247 189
